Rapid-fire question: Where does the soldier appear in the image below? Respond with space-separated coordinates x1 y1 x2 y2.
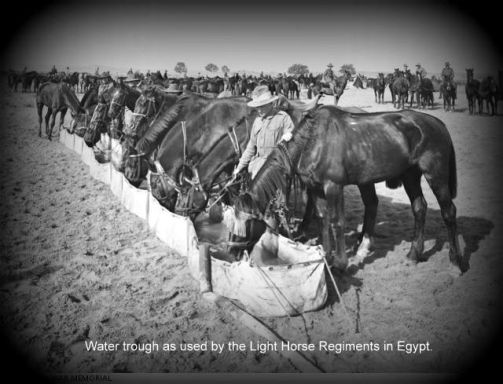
441 61 456 99
233 85 294 179
416 63 427 78
322 63 335 83
441 61 454 82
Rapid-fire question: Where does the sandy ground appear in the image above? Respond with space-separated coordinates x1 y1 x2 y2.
0 79 502 379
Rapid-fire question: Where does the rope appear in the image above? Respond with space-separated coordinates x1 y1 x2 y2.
255 265 296 318
181 120 187 163
321 256 354 332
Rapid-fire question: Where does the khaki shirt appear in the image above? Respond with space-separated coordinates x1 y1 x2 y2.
238 110 294 178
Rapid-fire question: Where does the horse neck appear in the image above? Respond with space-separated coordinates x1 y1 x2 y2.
125 87 141 110
61 85 81 113
135 94 195 155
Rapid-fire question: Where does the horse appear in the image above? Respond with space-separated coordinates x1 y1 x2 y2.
36 82 86 140
440 80 457 112
69 85 99 136
392 72 409 109
353 74 366 89
465 69 480 115
386 72 397 105
21 71 38 92
83 81 118 147
133 96 253 215
333 71 351 104
418 73 434 109
372 73 386 103
279 77 300 99
125 94 320 215
405 71 421 108
477 76 498 116
230 106 466 274
124 93 225 187
113 87 179 173
63 72 80 92
107 82 141 139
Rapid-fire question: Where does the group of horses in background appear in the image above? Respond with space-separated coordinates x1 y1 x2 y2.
359 68 501 115
464 68 501 115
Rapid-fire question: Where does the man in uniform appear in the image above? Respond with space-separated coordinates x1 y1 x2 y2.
233 85 294 179
416 63 427 78
441 61 456 99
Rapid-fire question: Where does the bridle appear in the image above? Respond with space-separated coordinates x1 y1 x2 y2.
148 115 249 215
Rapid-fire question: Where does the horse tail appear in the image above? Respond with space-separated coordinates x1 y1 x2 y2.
449 142 457 199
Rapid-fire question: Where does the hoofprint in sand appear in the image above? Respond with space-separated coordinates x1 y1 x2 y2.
0 81 502 374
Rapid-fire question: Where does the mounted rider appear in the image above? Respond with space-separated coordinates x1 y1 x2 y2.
415 63 427 79
441 61 456 98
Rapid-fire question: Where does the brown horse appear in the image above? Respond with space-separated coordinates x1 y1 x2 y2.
36 82 85 140
232 106 466 274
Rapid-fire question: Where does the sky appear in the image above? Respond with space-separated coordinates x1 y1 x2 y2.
2 0 502 78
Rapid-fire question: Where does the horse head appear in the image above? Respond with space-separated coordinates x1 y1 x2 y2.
124 147 151 188
108 86 127 119
84 102 109 147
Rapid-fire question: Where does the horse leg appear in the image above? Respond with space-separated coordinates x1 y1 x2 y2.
402 167 427 261
297 191 315 239
423 170 466 273
44 108 52 138
321 181 348 271
48 111 57 141
353 183 378 263
37 103 43 137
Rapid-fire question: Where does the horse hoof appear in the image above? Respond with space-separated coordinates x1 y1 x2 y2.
406 248 421 261
329 257 348 272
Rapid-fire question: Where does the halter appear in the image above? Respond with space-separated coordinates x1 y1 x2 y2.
150 115 249 216
90 102 109 126
125 96 158 136
74 113 91 132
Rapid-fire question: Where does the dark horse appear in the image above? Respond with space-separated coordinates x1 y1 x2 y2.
136 97 253 216
440 79 457 112
83 81 118 147
392 72 409 109
72 85 99 137
36 82 86 140
279 77 300 99
465 69 479 115
107 82 141 139
477 76 498 116
405 71 421 108
125 93 237 187
372 73 386 103
232 106 466 274
418 73 434 109
114 87 179 173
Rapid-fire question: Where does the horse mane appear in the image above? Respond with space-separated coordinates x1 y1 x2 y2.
61 84 83 113
80 86 97 108
135 93 194 154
